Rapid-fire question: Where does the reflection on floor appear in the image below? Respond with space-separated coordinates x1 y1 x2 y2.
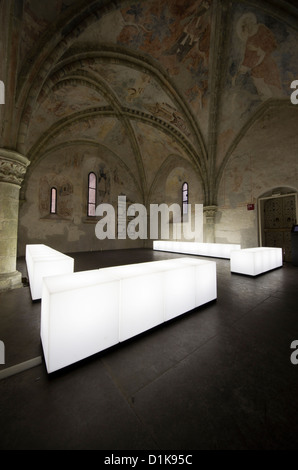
0 248 298 450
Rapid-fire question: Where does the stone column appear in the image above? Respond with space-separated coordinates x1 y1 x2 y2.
0 149 30 291
203 205 217 243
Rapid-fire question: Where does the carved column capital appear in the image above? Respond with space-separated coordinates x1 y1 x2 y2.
204 205 218 223
0 149 30 186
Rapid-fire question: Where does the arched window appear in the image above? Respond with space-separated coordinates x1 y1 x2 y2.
50 187 57 214
88 172 97 216
0 80 4 104
182 182 188 215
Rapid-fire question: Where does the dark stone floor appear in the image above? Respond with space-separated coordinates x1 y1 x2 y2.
0 248 298 450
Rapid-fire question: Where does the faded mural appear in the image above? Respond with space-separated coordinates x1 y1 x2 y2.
14 1 298 253
19 145 143 254
232 12 283 100
117 0 212 115
22 0 298 171
217 4 298 168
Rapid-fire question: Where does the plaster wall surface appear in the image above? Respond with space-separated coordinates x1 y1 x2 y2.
216 106 298 248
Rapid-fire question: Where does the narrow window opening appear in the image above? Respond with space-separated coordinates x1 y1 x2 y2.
50 187 57 214
88 172 97 217
0 80 5 104
182 182 189 215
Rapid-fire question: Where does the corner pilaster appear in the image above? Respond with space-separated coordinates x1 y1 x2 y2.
204 205 217 243
0 149 30 291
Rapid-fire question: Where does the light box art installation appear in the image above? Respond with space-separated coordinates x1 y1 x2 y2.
41 258 217 373
26 244 74 300
153 240 241 259
41 269 120 373
230 247 283 276
101 262 166 342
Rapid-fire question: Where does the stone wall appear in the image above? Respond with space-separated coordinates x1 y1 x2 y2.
216 105 298 248
18 145 144 256
18 150 205 254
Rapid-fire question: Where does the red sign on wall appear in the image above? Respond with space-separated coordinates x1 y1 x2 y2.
247 204 255 211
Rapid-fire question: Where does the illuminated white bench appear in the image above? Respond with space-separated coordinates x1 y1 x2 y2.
230 247 283 276
153 240 241 259
41 258 217 373
26 244 74 300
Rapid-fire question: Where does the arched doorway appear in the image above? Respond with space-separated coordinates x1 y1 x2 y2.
258 188 298 262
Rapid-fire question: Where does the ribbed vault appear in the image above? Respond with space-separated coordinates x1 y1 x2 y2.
1 0 297 207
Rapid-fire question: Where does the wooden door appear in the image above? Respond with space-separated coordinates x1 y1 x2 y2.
263 195 296 262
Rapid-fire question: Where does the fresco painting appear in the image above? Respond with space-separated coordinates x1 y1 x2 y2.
231 12 283 100
19 1 298 190
217 4 298 168
42 86 106 118
133 120 190 190
39 116 141 183
22 0 212 147
85 62 193 140
117 0 212 116
26 84 108 153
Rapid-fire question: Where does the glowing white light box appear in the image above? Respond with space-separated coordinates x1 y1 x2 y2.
41 258 217 373
41 269 120 373
230 247 283 276
26 244 74 300
153 240 241 259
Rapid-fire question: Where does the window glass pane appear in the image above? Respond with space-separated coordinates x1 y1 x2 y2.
182 183 188 201
88 173 97 216
89 172 96 189
88 204 96 217
89 188 96 204
182 182 188 215
50 188 57 214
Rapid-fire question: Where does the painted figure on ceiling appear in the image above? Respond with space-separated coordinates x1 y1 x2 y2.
166 0 211 65
233 13 282 100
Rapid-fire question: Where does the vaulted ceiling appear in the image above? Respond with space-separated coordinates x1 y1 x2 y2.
1 0 297 205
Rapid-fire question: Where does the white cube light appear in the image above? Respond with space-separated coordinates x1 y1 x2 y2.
41 269 120 373
230 247 283 276
103 263 165 342
41 258 217 373
26 244 74 300
162 260 197 321
156 258 217 321
153 240 241 259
